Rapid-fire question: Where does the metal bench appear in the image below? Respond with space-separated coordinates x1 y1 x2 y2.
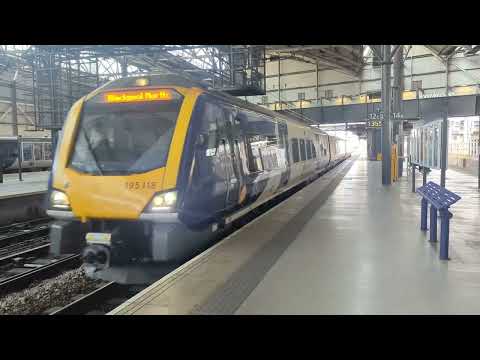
416 181 461 260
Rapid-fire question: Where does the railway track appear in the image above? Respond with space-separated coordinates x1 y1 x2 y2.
0 217 89 297
49 282 146 315
0 218 51 249
0 252 81 296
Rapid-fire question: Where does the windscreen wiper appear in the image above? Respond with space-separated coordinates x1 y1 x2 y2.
81 129 104 175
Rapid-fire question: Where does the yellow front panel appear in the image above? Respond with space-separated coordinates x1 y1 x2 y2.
64 167 165 221
52 86 204 222
163 87 203 189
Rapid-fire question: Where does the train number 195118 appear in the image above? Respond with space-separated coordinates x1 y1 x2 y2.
125 181 157 190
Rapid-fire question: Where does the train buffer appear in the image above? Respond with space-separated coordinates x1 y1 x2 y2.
416 181 461 260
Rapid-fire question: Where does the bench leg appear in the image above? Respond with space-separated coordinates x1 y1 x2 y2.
439 209 452 261
429 205 437 242
421 198 428 231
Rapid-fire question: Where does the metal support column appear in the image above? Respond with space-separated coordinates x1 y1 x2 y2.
278 57 281 110
393 46 404 177
17 135 23 182
121 56 128 77
442 60 450 189
422 167 427 186
381 45 392 185
441 106 448 188
11 80 18 136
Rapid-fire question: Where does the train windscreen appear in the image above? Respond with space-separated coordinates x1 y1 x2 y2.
69 90 183 175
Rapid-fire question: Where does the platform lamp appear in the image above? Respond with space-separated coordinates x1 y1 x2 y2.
298 92 305 118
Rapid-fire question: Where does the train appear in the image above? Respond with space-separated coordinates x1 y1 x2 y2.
0 136 53 172
47 74 350 284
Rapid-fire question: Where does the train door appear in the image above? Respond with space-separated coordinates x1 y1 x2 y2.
221 108 244 211
328 136 336 163
183 98 228 220
277 121 290 187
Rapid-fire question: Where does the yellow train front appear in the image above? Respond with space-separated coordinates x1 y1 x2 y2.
47 74 348 284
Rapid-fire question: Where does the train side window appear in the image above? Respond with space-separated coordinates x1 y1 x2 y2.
306 140 312 160
258 134 279 171
33 143 43 161
246 135 264 172
291 138 300 163
44 143 52 160
312 143 317 158
201 101 222 155
322 137 328 156
22 143 33 161
299 139 306 161
235 139 249 175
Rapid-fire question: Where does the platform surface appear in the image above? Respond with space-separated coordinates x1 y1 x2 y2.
237 160 480 314
110 158 480 315
0 171 49 199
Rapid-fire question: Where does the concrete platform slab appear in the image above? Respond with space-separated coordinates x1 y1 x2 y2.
236 160 480 314
109 158 480 315
0 171 49 199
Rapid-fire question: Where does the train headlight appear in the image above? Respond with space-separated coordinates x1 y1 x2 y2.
149 191 177 212
50 190 71 210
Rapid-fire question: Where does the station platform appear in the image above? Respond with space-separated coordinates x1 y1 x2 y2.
0 171 49 199
0 171 49 225
109 158 480 315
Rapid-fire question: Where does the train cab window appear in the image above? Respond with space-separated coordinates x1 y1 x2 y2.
299 139 306 161
43 143 52 160
306 140 312 160
22 143 33 161
291 138 300 163
312 143 317 158
70 94 184 175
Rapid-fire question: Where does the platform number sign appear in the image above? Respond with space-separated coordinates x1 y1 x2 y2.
366 111 403 128
366 112 383 128
366 119 383 128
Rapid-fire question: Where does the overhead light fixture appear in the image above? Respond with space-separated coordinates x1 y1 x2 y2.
135 78 149 87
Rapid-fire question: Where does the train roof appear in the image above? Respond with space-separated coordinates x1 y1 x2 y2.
0 136 18 141
0 136 51 141
101 74 329 137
